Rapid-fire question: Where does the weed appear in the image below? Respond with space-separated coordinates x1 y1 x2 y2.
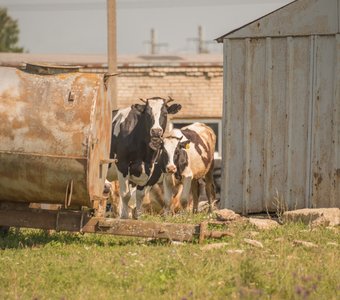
271 189 288 223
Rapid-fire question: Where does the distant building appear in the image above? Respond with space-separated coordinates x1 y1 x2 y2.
0 53 223 157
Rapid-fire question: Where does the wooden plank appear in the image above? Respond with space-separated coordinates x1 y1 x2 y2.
98 219 200 242
0 208 233 242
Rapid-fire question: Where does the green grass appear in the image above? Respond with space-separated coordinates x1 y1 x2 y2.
0 214 339 300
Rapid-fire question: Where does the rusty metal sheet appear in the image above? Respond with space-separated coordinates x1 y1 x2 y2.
222 0 338 39
88 70 112 203
0 66 111 207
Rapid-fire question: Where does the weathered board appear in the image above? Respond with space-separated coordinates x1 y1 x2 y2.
0 205 232 243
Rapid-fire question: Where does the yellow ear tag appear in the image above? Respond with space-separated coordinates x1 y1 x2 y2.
185 143 190 150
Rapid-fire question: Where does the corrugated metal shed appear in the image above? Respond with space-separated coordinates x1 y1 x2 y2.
218 0 340 213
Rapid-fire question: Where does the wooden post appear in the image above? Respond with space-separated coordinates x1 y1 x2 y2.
107 0 117 109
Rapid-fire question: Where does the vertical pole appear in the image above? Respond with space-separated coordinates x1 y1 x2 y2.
107 0 117 109
198 25 203 54
151 28 156 55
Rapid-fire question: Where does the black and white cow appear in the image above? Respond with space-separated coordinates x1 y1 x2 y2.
159 123 216 213
108 97 181 219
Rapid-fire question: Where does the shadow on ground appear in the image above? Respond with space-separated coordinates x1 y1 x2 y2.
0 227 169 249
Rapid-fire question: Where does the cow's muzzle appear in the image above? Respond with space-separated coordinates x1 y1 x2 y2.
150 128 163 138
166 164 177 174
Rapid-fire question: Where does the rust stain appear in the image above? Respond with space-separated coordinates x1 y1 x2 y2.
313 172 323 186
0 112 14 140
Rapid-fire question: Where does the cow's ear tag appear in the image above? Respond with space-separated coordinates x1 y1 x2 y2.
185 143 190 150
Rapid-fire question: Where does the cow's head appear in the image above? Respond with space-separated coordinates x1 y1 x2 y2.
131 96 181 150
159 130 190 178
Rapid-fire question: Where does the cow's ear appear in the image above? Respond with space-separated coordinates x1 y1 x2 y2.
167 104 182 115
180 140 190 150
132 104 145 113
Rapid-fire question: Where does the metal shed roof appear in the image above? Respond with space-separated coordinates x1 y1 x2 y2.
217 0 340 42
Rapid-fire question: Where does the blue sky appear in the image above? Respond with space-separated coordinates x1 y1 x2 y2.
1 0 291 55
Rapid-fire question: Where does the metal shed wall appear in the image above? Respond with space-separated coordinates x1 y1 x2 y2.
221 27 340 212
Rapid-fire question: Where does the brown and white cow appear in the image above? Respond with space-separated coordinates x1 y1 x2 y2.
160 123 216 213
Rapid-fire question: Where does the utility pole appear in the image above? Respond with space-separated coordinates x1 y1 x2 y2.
150 28 156 55
107 0 117 109
144 28 168 55
188 25 211 54
197 25 206 54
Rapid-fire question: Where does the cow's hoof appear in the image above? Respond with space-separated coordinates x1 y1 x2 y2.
198 196 208 203
161 209 171 217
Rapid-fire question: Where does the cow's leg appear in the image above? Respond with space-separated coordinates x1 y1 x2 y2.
117 171 131 219
191 179 199 213
163 174 174 214
198 178 208 202
170 183 183 213
180 176 192 210
134 186 146 220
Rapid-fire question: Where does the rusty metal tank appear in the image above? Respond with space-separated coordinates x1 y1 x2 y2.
0 64 112 208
